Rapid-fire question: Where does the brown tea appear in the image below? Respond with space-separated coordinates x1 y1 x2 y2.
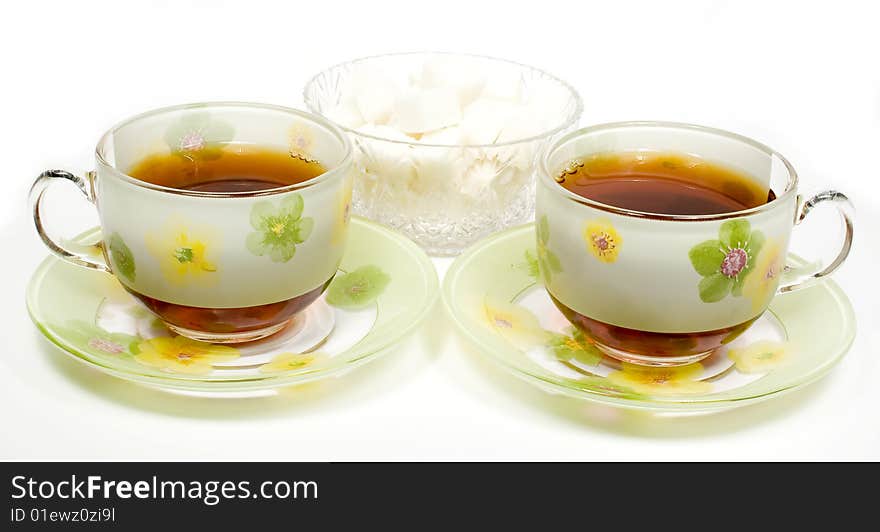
122 145 330 341
556 151 773 215
550 293 758 362
134 282 331 339
551 151 774 363
129 144 326 192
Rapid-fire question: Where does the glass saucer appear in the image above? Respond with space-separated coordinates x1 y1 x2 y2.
27 217 439 393
443 223 856 411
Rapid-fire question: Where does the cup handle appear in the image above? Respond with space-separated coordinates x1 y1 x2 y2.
29 169 110 273
777 190 854 293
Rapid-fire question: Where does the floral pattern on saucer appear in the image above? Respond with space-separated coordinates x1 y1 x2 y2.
78 264 391 377
442 223 855 411
133 336 240 375
326 266 390 309
475 288 787 399
82 279 375 377
28 218 439 392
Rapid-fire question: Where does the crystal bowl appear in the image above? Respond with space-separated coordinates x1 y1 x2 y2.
304 52 582 255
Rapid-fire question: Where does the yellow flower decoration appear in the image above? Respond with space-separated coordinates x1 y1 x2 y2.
134 336 239 375
607 363 711 396
146 218 218 285
332 184 353 245
584 218 622 263
289 123 315 159
482 297 548 348
728 340 789 373
743 239 785 312
260 352 327 374
547 327 602 366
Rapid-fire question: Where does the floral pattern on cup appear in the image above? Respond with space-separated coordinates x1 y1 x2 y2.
146 218 218 285
607 362 712 396
326 265 390 309
688 218 765 303
133 335 239 375
743 239 785 312
163 112 235 159
260 352 327 374
246 194 314 263
536 215 563 282
482 297 548 348
727 340 789 374
288 123 316 161
108 233 136 283
547 326 602 366
332 185 352 246
583 218 622 263
56 320 139 359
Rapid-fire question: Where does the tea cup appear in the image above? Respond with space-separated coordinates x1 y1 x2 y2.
30 102 353 343
536 122 854 366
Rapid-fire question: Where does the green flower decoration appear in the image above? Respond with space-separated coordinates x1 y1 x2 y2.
523 250 540 279
547 327 603 366
246 194 314 263
536 215 562 282
108 232 135 282
562 375 643 399
689 218 765 303
54 320 138 359
163 112 235 160
326 265 390 309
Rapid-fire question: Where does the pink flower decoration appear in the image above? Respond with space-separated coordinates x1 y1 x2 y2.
88 338 125 354
720 248 748 278
178 131 206 151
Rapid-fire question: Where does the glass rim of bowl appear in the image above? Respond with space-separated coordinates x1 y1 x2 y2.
95 101 354 199
539 120 800 222
302 51 584 149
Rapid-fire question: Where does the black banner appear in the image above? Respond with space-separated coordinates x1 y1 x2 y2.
1 462 869 528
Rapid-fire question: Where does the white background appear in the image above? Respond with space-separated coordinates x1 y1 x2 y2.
1 0 878 460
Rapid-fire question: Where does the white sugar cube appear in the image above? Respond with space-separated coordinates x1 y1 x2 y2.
355 123 413 142
416 56 486 106
411 146 465 193
497 113 543 140
458 157 501 198
355 124 416 186
495 116 544 168
480 66 524 102
391 87 462 134
492 165 525 188
325 98 364 129
419 126 463 145
334 58 573 210
350 65 401 124
459 98 518 144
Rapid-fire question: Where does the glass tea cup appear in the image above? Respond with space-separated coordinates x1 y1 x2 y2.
30 102 353 343
536 122 854 366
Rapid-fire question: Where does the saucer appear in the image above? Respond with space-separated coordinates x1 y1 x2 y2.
27 217 439 393
443 223 856 411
